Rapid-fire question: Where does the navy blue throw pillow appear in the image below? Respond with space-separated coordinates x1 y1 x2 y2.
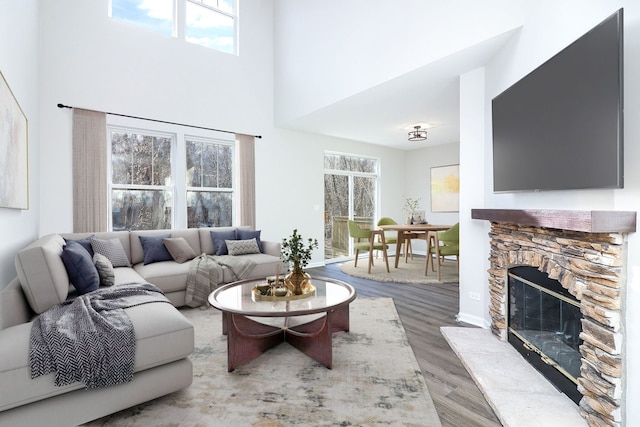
139 234 173 265
63 235 95 257
236 229 263 253
61 240 100 294
210 229 237 256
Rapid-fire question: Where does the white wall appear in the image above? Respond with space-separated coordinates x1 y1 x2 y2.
254 127 407 266
274 0 525 126
0 0 39 286
35 0 409 268
37 0 275 235
402 143 460 253
458 1 640 424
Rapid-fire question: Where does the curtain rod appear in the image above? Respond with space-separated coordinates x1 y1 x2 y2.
57 103 262 139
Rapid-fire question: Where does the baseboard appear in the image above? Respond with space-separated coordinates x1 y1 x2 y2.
455 312 489 328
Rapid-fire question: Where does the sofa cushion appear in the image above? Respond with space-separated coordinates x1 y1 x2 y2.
210 229 237 256
91 238 131 268
133 262 191 294
236 229 264 252
139 234 173 265
61 241 100 295
93 253 115 287
113 267 146 286
163 237 197 263
226 238 261 256
0 302 194 412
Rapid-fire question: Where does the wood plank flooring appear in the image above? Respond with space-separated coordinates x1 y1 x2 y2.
306 261 502 427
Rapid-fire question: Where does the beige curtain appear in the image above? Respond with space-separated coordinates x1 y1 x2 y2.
236 134 256 228
72 109 107 232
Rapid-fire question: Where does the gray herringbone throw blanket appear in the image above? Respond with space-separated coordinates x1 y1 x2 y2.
185 254 256 308
29 283 171 389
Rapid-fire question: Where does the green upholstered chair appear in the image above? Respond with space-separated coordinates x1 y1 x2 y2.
426 222 459 280
348 220 390 274
376 217 417 262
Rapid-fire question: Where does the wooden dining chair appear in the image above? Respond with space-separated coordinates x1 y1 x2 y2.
425 223 460 280
376 217 418 262
348 220 390 273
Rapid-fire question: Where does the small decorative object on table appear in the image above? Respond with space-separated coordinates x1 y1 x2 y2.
281 229 319 295
403 196 421 224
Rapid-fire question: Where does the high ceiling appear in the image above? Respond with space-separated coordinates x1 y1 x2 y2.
282 30 519 151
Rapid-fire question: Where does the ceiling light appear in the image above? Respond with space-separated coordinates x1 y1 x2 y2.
408 125 428 141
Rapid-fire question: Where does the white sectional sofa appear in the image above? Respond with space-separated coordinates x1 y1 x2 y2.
0 226 286 426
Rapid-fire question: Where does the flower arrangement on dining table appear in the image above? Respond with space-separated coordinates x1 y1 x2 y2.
281 229 319 294
403 196 421 223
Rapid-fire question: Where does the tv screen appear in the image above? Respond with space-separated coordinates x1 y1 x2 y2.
492 9 623 193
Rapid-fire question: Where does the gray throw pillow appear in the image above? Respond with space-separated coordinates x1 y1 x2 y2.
236 229 264 253
93 253 115 287
91 237 131 267
163 237 197 263
226 238 261 256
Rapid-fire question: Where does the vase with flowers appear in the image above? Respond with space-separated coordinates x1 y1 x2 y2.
403 196 421 224
281 229 319 295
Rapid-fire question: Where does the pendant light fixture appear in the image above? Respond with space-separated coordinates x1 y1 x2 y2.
408 125 428 141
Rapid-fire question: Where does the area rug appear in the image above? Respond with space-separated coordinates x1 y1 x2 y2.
85 298 441 426
340 257 459 284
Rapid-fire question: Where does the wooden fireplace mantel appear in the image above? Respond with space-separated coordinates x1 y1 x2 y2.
471 209 636 233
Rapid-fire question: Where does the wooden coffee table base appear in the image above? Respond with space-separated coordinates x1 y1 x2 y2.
222 304 350 372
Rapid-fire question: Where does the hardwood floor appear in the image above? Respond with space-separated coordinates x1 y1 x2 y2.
306 262 502 427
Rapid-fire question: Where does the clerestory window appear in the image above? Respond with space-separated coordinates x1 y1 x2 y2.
109 0 237 55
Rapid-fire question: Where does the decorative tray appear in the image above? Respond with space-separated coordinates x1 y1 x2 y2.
252 283 316 301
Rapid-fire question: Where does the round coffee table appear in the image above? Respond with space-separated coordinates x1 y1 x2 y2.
208 276 356 371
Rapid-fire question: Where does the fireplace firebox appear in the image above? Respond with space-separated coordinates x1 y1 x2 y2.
508 266 583 404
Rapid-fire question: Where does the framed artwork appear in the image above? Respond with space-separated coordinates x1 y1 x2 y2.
0 70 28 210
431 164 459 212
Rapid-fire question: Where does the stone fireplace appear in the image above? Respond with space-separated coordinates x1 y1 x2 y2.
472 209 636 427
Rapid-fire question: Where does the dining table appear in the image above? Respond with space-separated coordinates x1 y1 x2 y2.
378 224 451 268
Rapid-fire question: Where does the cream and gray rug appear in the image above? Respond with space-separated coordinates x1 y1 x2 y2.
340 257 459 284
86 298 441 426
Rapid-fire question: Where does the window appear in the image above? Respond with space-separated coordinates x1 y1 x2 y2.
186 137 234 228
108 125 235 231
110 129 174 231
110 0 237 55
323 152 379 261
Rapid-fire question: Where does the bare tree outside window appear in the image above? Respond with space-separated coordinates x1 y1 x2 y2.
110 130 173 231
186 138 234 228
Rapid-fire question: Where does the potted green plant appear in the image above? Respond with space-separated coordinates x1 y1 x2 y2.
281 229 319 294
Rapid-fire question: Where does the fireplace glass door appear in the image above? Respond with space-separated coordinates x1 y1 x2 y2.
508 266 583 403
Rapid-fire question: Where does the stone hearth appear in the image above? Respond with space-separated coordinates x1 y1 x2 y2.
472 209 636 427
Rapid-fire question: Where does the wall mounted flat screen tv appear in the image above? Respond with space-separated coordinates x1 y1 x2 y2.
492 9 623 193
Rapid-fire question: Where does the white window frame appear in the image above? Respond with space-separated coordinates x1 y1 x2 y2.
108 0 238 55
184 135 235 228
106 116 236 231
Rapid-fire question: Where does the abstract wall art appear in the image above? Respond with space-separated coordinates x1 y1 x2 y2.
430 164 459 212
0 70 28 210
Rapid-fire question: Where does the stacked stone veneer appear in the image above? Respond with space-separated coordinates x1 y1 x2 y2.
485 222 625 427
